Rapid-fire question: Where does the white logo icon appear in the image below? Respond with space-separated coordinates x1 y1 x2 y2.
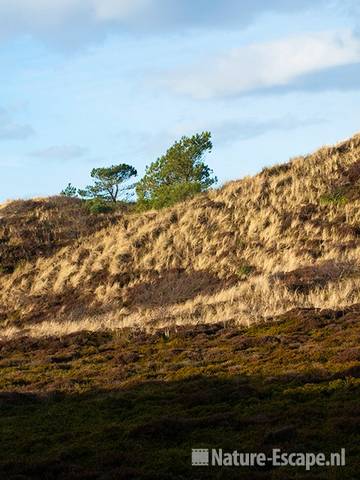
192 449 209 466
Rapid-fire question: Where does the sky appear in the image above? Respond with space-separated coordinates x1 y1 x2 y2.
1 0 360 201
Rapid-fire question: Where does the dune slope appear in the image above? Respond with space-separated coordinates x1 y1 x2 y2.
1 133 360 336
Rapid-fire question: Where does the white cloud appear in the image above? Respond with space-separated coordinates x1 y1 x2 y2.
167 31 360 99
0 108 34 140
30 145 88 160
169 115 324 146
0 0 324 47
0 0 150 47
0 0 149 24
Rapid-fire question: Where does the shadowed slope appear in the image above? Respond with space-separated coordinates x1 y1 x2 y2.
0 306 359 479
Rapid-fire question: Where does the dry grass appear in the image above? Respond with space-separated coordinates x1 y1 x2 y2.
0 195 126 274
1 133 360 337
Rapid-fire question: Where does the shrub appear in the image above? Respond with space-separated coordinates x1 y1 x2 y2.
320 189 348 206
85 198 115 214
237 264 255 278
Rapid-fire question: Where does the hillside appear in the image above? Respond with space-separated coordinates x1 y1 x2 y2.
1 133 360 337
0 196 126 274
1 134 360 479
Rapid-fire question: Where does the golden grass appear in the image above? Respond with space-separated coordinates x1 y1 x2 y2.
1 133 360 337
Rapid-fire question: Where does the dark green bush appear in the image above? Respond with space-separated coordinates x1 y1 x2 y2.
85 199 115 214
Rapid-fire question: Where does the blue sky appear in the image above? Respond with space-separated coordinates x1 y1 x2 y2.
0 0 360 201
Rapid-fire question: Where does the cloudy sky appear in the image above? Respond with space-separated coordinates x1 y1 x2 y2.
1 0 360 200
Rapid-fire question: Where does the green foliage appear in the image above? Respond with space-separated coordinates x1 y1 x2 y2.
79 164 137 203
84 198 115 214
320 189 348 206
236 264 255 278
136 132 217 210
60 183 77 197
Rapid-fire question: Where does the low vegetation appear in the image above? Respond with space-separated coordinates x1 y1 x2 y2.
0 306 359 478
